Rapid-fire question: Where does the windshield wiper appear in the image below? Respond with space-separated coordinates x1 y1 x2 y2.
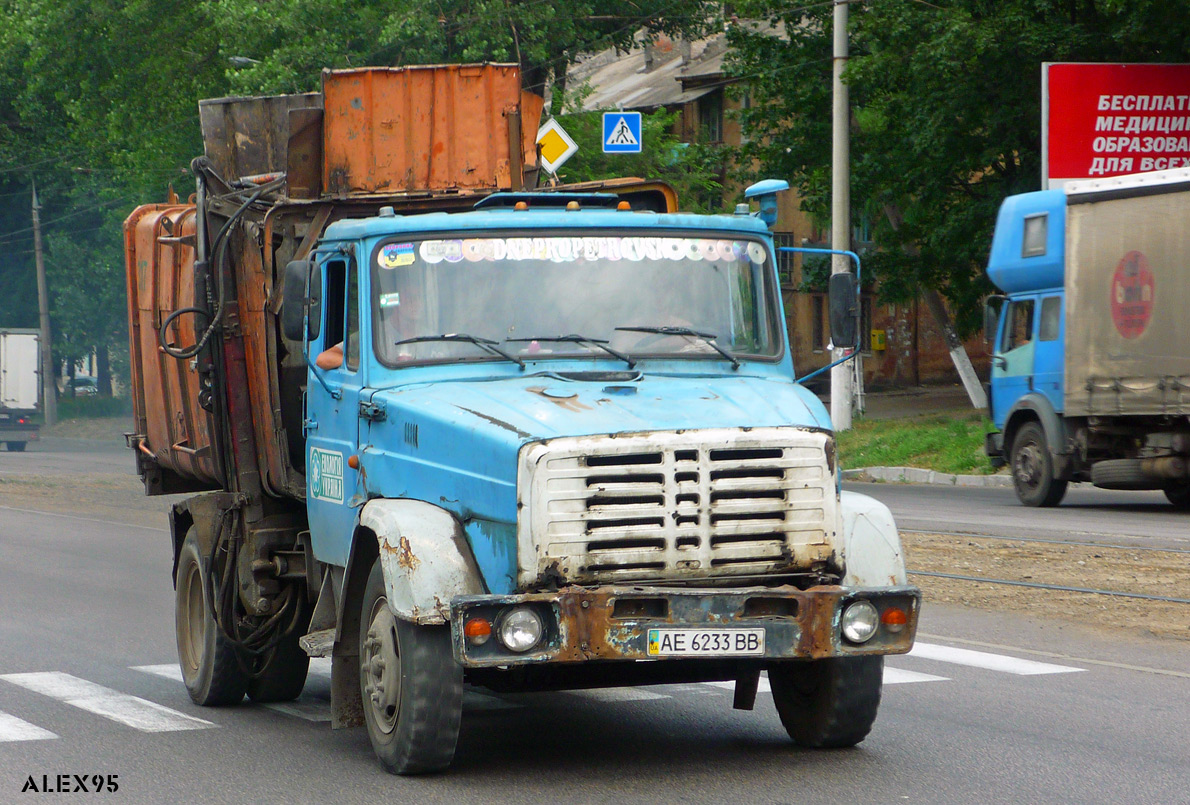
394 333 525 370
614 326 740 370
506 334 636 369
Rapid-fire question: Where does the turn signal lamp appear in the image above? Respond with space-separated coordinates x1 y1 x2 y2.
464 617 492 646
514 201 529 211
566 200 581 211
617 200 632 211
881 606 908 634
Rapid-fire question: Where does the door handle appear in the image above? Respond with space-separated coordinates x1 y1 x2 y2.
303 416 319 433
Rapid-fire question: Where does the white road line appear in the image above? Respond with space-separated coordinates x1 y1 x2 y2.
132 664 183 682
263 699 331 722
705 678 773 693
0 673 215 732
910 642 1084 676
568 687 671 702
884 667 949 685
0 711 58 742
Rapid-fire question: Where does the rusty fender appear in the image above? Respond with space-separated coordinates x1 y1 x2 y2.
360 499 486 625
450 584 920 668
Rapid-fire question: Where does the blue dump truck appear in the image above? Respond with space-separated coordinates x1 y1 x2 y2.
125 65 919 774
985 167 1190 507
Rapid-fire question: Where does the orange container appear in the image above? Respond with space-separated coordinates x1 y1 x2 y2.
322 64 539 194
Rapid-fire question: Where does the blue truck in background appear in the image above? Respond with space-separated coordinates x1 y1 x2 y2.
985 167 1190 507
125 66 920 775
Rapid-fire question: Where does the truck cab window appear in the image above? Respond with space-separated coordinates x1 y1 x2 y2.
1039 296 1060 342
1022 214 1047 257
1002 299 1035 352
344 262 360 371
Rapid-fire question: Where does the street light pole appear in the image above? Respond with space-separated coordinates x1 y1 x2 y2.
830 0 853 430
32 178 57 427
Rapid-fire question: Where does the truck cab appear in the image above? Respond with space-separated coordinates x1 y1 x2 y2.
284 191 920 772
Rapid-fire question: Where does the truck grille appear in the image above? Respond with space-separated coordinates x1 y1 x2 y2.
517 428 837 585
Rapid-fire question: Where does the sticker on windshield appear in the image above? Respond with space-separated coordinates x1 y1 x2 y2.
411 236 763 265
379 292 401 308
309 447 345 504
379 242 416 269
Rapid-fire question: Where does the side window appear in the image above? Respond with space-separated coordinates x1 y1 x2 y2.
345 263 360 371
1039 296 1061 342
323 259 346 352
1002 299 1035 352
1022 214 1047 257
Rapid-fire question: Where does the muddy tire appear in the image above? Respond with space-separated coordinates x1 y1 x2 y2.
769 656 884 748
1164 485 1190 510
359 558 463 775
7 441 26 452
175 528 247 706
246 604 311 703
1010 422 1067 507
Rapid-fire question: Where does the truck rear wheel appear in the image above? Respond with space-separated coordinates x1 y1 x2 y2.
245 599 310 703
359 558 463 775
769 656 883 748
7 441 26 452
175 528 247 706
1010 422 1067 507
1164 485 1190 510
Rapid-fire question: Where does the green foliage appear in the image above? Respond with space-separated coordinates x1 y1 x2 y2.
57 394 133 419
836 411 995 476
553 107 728 212
727 0 1190 336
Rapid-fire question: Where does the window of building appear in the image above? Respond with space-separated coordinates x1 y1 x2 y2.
1022 214 1047 257
699 90 723 144
774 232 796 285
811 294 825 352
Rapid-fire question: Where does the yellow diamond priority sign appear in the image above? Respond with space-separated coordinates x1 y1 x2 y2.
536 118 578 174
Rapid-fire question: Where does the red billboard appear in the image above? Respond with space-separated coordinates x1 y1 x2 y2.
1043 62 1190 188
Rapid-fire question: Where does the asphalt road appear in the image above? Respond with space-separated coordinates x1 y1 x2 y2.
847 480 1190 551
0 444 1187 803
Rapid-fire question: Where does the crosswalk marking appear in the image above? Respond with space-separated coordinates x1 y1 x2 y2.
569 687 671 702
0 710 57 742
909 642 1084 676
0 672 215 732
884 667 949 685
132 664 182 682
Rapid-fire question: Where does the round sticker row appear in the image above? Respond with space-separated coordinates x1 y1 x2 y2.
379 236 767 268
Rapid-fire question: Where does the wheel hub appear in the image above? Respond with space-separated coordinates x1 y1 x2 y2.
1014 443 1043 488
363 600 401 735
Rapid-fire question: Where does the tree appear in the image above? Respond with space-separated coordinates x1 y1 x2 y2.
727 0 1190 335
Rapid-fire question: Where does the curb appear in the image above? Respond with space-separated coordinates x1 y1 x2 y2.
842 466 1014 488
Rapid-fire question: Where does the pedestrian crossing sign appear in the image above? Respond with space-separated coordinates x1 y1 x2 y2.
603 111 642 154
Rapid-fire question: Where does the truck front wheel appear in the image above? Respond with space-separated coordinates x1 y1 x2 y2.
175 528 248 705
769 656 883 748
1010 422 1067 507
358 558 463 774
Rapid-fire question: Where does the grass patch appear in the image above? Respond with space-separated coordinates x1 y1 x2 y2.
836 411 996 475
57 395 133 419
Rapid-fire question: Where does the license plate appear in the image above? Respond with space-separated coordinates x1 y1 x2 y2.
646 628 765 657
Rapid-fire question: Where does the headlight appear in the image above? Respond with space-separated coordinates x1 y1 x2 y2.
497 607 544 653
841 600 879 644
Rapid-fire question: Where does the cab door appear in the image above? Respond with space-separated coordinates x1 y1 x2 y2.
304 255 365 568
1032 293 1065 413
991 296 1036 429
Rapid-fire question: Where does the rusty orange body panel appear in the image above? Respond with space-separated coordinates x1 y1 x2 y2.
124 204 219 489
322 64 537 195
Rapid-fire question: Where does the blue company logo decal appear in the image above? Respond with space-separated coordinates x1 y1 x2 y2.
309 447 345 504
602 112 642 154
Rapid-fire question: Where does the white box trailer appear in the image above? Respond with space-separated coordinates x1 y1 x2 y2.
0 328 42 451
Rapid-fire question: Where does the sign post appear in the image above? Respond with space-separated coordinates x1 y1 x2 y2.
602 112 642 154
536 118 579 175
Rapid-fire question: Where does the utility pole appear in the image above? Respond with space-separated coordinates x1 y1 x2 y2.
32 178 56 426
830 0 853 430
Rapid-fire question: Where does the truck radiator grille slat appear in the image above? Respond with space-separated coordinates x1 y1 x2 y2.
521 428 837 585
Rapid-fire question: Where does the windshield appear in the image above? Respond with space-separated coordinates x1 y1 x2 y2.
369 232 782 367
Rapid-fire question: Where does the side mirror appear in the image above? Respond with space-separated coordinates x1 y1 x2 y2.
281 259 322 341
983 295 1006 348
828 272 859 350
